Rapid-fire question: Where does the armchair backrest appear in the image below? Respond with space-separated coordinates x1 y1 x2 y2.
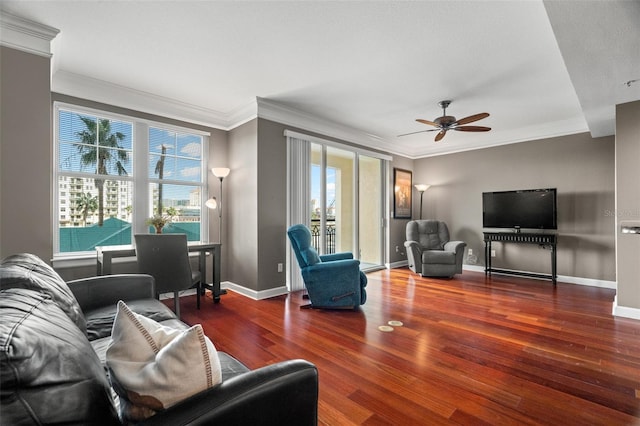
134 234 193 294
406 220 450 250
287 224 321 268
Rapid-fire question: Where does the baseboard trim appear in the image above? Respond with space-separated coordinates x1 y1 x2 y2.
462 265 616 289
221 281 289 300
387 260 408 269
612 296 640 320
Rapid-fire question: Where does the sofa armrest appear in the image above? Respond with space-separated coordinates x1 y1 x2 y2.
67 274 156 313
141 359 318 426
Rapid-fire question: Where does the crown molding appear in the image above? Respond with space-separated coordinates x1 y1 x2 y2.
0 10 59 57
256 97 392 154
52 70 258 130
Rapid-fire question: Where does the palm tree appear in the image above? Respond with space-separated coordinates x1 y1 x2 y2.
75 192 98 226
76 117 129 226
154 144 170 215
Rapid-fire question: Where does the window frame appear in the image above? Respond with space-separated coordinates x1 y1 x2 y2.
53 102 210 259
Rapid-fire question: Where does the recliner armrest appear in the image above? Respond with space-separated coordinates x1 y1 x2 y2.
306 258 360 275
67 274 156 313
319 252 353 262
403 240 420 249
444 241 466 254
141 359 318 426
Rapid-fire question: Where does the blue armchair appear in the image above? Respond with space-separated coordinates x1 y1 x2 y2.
287 224 367 309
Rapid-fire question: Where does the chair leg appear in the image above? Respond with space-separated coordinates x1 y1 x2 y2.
196 282 201 310
174 291 181 320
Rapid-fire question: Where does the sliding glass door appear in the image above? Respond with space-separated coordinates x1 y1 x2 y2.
311 144 356 256
287 131 387 291
308 141 383 264
358 154 383 268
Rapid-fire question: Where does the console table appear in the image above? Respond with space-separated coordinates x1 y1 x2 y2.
483 232 557 285
96 241 222 303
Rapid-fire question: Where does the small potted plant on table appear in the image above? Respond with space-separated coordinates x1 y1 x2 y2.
146 214 172 234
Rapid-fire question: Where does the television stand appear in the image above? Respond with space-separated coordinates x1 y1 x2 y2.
483 232 557 285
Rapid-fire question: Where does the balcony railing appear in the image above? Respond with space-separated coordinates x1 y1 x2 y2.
310 219 336 254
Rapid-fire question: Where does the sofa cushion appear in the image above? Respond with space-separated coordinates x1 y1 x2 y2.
0 288 119 425
83 297 177 341
0 253 87 334
106 301 222 422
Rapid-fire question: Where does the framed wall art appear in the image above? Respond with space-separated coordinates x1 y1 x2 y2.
393 168 412 219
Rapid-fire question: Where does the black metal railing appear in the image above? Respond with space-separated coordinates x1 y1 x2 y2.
310 219 336 254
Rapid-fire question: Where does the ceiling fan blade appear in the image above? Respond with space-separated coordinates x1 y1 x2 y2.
454 112 489 126
397 129 439 137
416 118 440 127
453 125 491 132
434 130 447 142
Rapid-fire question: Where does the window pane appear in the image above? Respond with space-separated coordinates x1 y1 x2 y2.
149 183 201 241
58 176 133 252
149 127 176 153
59 110 97 143
177 134 202 159
59 142 94 173
58 112 133 176
149 127 202 182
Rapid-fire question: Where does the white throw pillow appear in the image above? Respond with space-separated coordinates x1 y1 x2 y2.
106 301 222 421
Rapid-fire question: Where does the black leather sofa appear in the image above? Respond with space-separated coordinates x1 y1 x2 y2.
0 253 318 425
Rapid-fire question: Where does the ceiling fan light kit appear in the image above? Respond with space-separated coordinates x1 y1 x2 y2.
400 100 491 142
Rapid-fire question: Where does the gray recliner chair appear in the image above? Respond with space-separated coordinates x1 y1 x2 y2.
404 220 466 277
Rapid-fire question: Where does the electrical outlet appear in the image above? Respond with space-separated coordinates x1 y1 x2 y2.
468 248 473 256
491 250 496 257
277 263 283 272
395 245 399 253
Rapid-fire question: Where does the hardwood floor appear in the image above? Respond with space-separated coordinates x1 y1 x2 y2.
175 268 640 425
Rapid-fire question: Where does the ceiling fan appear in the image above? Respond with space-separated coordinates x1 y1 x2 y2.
399 100 491 142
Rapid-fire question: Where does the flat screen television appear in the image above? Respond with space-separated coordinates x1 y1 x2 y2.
482 188 557 230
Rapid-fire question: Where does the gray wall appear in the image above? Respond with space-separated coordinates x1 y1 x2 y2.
257 119 288 291
227 119 259 290
0 46 53 262
235 118 394 293
388 156 414 265
412 132 616 281
0 44 629 303
615 100 640 309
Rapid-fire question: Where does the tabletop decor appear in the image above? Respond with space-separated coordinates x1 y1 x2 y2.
145 215 172 234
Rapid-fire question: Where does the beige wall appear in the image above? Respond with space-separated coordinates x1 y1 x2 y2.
615 100 640 310
0 46 52 262
412 132 616 281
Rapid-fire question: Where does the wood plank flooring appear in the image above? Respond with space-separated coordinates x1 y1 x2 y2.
174 268 640 425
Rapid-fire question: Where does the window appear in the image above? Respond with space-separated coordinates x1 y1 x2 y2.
54 103 209 256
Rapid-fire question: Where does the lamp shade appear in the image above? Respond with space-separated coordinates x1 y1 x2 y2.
205 198 218 209
415 184 430 192
211 168 230 178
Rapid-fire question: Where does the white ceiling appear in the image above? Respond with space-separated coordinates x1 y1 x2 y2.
1 1 638 159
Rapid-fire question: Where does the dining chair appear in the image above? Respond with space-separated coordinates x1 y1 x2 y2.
134 234 202 319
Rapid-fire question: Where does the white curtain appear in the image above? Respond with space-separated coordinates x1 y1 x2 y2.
286 134 311 292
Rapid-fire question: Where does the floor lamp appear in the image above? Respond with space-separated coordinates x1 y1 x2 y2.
206 167 230 296
207 167 229 240
414 184 430 220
